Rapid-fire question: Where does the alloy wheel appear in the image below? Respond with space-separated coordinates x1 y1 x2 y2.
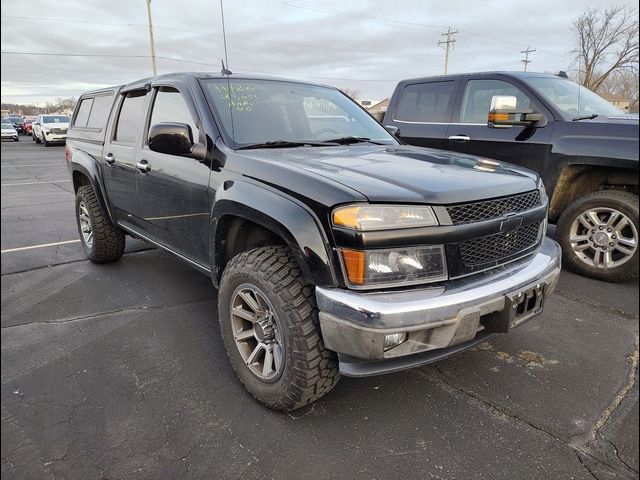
569 207 638 269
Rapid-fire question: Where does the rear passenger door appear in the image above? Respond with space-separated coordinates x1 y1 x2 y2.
135 85 212 267
386 80 459 149
444 77 553 171
102 89 149 224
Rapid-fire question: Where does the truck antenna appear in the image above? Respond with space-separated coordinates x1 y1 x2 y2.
219 0 231 75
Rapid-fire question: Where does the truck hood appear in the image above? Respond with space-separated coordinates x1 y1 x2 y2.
42 122 69 129
232 145 539 205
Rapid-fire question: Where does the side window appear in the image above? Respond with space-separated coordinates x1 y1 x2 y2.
460 79 532 123
148 87 198 141
86 94 113 129
73 98 93 127
114 91 147 144
394 81 456 122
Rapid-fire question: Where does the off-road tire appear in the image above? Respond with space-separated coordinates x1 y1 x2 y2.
557 190 638 282
75 185 125 263
218 246 340 411
34 133 41 143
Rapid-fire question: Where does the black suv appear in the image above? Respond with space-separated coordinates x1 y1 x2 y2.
66 73 560 410
384 72 639 282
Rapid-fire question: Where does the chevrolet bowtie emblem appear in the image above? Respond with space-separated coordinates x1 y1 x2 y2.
499 213 523 232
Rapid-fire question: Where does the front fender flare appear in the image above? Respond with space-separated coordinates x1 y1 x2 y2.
211 179 339 288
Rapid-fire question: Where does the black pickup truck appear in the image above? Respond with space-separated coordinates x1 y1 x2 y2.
66 72 560 411
383 71 639 282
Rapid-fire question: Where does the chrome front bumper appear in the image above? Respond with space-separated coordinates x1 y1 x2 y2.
316 237 562 376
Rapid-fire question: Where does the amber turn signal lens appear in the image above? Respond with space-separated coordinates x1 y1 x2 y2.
340 249 366 285
332 206 361 229
488 112 510 123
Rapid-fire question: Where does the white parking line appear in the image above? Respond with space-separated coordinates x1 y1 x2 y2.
1 239 81 253
1 164 64 168
1 180 71 186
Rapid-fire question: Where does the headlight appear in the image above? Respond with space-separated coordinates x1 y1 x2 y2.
340 245 447 288
332 204 438 230
43 128 51 134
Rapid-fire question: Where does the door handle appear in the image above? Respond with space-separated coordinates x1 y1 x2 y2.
448 135 471 142
104 153 115 164
137 160 151 173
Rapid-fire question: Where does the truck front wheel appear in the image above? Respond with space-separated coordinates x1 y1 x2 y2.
75 185 125 263
557 190 638 282
218 246 340 411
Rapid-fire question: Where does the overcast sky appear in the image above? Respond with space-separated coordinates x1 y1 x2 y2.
1 0 636 104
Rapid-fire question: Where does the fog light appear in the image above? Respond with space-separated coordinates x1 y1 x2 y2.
384 332 407 351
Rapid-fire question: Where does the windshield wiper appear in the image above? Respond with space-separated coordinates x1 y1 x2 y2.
236 140 336 150
572 114 599 121
321 136 387 145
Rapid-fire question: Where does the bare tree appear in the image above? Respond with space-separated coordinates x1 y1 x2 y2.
571 6 639 92
598 67 639 109
339 88 361 101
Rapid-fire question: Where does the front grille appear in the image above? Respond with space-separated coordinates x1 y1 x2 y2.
446 190 541 225
459 222 541 267
51 128 67 134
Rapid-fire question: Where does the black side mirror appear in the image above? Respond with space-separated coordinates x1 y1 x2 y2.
384 125 399 136
148 122 205 159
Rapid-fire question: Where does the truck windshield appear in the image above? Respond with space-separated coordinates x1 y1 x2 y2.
203 79 396 148
526 77 623 120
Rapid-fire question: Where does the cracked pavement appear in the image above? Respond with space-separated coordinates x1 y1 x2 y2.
2 140 639 479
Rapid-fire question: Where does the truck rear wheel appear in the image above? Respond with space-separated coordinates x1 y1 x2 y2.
218 246 339 411
557 190 638 282
75 185 125 263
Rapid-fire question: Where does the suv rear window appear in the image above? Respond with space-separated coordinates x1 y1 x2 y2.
86 95 114 129
394 81 456 123
74 98 93 127
73 94 114 129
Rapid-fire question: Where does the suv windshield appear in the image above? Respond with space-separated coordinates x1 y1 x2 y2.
8 117 24 124
527 77 623 120
2 122 14 128
42 115 70 124
203 79 396 147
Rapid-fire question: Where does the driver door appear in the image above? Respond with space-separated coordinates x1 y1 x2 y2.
444 78 554 172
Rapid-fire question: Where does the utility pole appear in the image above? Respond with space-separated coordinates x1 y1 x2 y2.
146 0 157 76
520 46 536 72
438 27 458 75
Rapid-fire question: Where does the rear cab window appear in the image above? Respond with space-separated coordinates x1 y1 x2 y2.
393 81 457 123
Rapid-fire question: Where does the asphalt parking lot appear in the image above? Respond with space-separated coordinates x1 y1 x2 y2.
1 138 638 480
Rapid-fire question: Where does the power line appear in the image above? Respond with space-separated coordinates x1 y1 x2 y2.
521 46 536 71
438 27 458 75
0 51 399 82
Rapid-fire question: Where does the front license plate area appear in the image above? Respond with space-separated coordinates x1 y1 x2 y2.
506 284 546 329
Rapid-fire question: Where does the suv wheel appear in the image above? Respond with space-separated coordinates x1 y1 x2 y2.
75 185 125 263
218 246 340 411
557 190 638 282
35 132 41 144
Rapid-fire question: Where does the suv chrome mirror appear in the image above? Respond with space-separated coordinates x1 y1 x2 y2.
488 95 547 129
490 95 517 110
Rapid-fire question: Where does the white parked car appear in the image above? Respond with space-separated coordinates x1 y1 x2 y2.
1 120 19 142
33 114 70 146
